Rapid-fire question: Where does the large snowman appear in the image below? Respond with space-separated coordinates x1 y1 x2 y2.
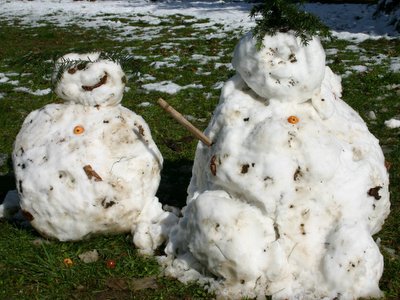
162 32 391 299
12 53 176 254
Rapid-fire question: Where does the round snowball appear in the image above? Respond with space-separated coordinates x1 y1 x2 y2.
53 53 126 106
232 32 326 102
13 103 163 241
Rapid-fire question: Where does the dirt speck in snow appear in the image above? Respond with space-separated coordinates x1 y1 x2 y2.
241 164 250 174
293 166 302 181
22 210 34 221
101 197 117 209
367 186 382 200
83 165 103 182
210 155 217 176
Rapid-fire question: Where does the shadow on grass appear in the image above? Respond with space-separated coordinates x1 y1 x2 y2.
0 156 15 203
157 158 193 209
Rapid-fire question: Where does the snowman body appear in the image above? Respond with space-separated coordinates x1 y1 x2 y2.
164 33 390 299
13 53 174 253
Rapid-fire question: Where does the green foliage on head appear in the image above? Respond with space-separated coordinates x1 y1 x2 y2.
51 52 134 88
250 0 332 48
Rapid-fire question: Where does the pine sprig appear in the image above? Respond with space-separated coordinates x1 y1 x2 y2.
250 0 331 48
52 58 89 88
51 52 134 88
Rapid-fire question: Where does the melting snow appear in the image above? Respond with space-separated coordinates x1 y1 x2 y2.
137 101 152 107
385 118 400 128
13 87 52 96
142 81 203 94
0 0 398 42
351 65 368 72
390 57 400 72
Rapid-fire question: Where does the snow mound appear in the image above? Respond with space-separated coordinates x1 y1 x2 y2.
232 32 326 103
53 53 126 107
163 33 390 299
11 53 177 254
385 118 400 128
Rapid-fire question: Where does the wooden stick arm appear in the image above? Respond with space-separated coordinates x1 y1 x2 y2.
157 98 213 147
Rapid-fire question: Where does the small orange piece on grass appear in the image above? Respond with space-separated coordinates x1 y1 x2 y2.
63 258 73 267
106 259 116 269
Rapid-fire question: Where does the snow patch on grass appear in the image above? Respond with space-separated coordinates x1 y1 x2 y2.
13 87 52 96
142 81 203 94
385 118 400 128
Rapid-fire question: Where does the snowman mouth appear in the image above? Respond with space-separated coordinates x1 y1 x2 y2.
82 72 108 91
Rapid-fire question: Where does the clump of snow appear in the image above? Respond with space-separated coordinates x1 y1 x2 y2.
0 73 9 83
151 61 178 69
53 52 126 106
350 65 368 73
390 56 400 72
13 87 52 96
368 111 377 120
215 62 233 70
232 32 326 104
0 0 398 46
11 53 177 254
213 81 225 90
191 54 220 65
78 249 99 263
138 73 156 82
137 101 152 107
163 32 390 299
385 118 400 128
142 80 203 95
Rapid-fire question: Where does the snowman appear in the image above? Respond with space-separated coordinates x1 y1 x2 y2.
11 53 176 255
162 28 390 300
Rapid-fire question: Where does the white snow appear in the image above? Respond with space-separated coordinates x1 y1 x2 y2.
150 61 178 69
13 87 52 96
215 62 233 70
163 32 390 300
11 53 178 255
351 65 368 73
53 53 126 106
138 74 156 82
213 81 225 90
0 0 396 298
191 54 220 65
0 0 398 43
232 32 326 103
137 101 152 107
390 57 400 72
385 118 400 128
0 73 10 83
368 111 377 120
142 81 203 94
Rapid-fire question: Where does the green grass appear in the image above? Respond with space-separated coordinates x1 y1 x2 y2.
0 10 399 300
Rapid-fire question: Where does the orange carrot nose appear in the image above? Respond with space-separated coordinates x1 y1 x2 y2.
73 125 85 135
287 116 299 124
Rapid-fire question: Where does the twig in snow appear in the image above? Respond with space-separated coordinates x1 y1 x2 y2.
157 98 212 147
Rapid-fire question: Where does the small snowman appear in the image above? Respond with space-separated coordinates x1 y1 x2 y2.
162 2 390 299
12 53 176 254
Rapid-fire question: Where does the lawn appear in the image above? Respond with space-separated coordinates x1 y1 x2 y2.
0 4 399 300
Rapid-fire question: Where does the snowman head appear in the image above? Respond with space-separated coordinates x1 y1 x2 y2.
52 53 126 106
232 32 326 103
